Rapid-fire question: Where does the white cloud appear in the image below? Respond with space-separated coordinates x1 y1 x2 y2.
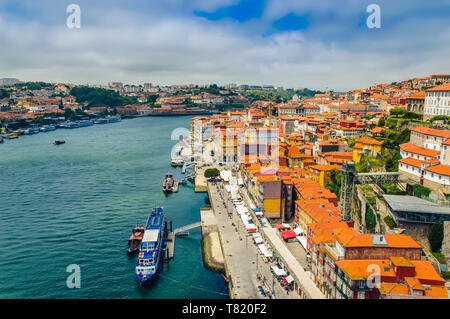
0 1 448 91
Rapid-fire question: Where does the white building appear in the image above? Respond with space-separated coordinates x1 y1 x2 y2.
424 83 450 120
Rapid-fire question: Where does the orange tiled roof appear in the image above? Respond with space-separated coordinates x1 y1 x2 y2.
400 142 440 158
424 164 450 176
427 83 450 91
411 126 450 139
336 233 422 249
399 157 423 168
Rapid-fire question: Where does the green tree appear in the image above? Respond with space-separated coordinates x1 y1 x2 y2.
365 205 377 232
204 168 220 178
378 118 385 127
356 155 370 173
428 222 444 252
411 184 431 198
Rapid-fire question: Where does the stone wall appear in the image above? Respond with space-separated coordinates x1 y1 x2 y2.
442 221 450 261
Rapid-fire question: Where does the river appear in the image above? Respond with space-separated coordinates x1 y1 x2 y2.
0 116 228 299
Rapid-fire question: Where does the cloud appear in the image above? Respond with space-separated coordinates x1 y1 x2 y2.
0 0 448 91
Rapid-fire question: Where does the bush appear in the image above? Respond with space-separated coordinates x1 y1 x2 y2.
367 196 377 205
432 252 447 264
412 184 431 198
430 115 450 123
429 222 444 253
365 205 377 232
204 168 220 178
389 108 407 116
383 216 397 228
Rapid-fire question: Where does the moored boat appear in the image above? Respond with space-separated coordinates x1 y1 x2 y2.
162 173 174 192
54 140 65 145
135 207 167 286
107 116 121 123
127 226 145 254
94 118 108 124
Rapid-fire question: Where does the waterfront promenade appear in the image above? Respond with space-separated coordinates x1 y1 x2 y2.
207 181 262 299
206 177 304 299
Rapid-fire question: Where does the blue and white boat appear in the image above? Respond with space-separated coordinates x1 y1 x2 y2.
135 207 167 286
39 125 56 132
107 116 121 123
77 120 94 127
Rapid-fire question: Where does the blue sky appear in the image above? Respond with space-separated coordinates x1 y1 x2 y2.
0 0 449 90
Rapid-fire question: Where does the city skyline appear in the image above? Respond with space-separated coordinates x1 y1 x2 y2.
0 0 449 91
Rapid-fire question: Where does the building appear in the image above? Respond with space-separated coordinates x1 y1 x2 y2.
406 92 425 118
423 83 450 120
353 138 383 163
409 126 450 152
383 195 450 225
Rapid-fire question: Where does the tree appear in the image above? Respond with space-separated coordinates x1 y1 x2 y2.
428 222 444 252
389 108 407 117
204 168 220 178
378 118 385 127
365 205 377 232
411 184 431 198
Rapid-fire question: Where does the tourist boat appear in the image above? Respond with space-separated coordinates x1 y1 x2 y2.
94 118 108 124
77 120 94 127
127 225 145 254
135 207 167 286
23 127 40 135
39 125 56 132
107 116 121 123
66 121 80 129
54 140 65 145
162 173 174 193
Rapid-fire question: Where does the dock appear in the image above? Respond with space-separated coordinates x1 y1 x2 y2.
165 232 175 259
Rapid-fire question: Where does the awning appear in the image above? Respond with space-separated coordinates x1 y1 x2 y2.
271 265 287 277
285 275 294 284
254 237 263 244
258 244 272 258
296 235 308 251
293 226 304 236
281 230 297 241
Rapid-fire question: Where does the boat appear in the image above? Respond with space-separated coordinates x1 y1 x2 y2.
77 120 94 127
8 133 18 139
94 118 108 124
135 207 167 286
54 140 65 145
66 121 80 129
0 136 3 143
162 173 174 193
23 127 40 135
127 225 145 254
107 116 121 123
171 157 184 167
39 125 56 132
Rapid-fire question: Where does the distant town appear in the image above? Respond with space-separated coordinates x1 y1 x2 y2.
1 73 450 299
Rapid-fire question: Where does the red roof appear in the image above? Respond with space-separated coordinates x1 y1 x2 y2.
400 142 440 158
424 164 450 176
411 127 450 139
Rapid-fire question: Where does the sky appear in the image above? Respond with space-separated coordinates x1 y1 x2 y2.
0 0 449 91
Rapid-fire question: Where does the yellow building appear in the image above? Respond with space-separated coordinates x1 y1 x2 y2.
353 138 383 163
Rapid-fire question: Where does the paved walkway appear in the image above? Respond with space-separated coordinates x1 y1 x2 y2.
208 181 263 299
